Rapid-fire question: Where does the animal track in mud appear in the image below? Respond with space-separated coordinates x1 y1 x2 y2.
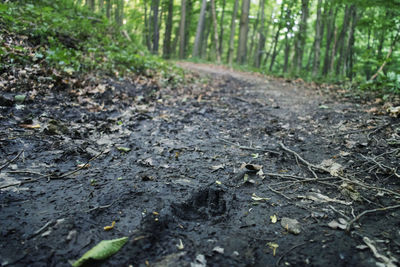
172 188 227 221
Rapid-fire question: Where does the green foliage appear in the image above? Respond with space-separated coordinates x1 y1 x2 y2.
0 0 170 77
72 237 128 267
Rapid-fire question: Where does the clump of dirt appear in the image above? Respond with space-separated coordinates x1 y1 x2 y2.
1 63 400 267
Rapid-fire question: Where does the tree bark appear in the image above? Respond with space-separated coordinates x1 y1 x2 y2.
254 0 266 68
292 0 310 74
237 0 251 64
312 0 323 77
227 0 239 65
151 0 160 54
179 0 187 59
218 0 226 57
210 0 221 62
335 4 352 76
163 0 174 58
193 0 208 58
322 5 337 76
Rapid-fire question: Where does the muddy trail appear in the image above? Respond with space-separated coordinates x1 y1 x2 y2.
1 62 400 267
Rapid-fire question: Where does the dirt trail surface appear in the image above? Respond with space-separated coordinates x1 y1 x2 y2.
1 62 400 266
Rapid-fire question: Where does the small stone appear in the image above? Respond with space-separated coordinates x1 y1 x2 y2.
281 217 301 235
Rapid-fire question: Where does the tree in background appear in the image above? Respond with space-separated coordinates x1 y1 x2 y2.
73 0 400 92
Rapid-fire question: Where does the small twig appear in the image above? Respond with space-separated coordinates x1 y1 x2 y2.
328 205 351 221
275 242 307 266
52 150 106 179
279 142 326 172
0 150 106 190
86 201 116 212
267 185 292 200
346 204 400 232
0 150 24 171
28 220 55 239
218 137 280 155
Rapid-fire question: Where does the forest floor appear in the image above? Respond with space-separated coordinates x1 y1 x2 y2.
1 62 400 267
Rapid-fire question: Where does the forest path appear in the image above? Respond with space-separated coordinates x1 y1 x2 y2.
1 62 399 266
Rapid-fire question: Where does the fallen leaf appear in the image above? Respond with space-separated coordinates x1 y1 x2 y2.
251 153 259 158
211 164 224 172
215 180 222 185
212 246 224 254
270 214 278 224
176 239 184 250
103 221 116 231
318 159 343 177
20 124 41 129
327 220 347 230
267 242 279 256
72 237 128 267
117 147 131 153
251 193 270 202
388 106 400 117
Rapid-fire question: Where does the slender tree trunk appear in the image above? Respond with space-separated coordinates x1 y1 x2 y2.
248 7 260 63
184 0 193 57
151 0 160 54
105 0 111 18
179 0 187 59
218 0 226 58
329 27 338 73
254 0 266 68
345 7 361 79
322 5 337 76
201 7 212 58
269 27 282 72
210 0 220 62
312 0 323 77
335 4 352 76
193 0 208 58
292 0 310 75
99 0 104 13
144 0 152 50
237 0 251 64
227 0 239 65
370 29 400 81
163 0 174 58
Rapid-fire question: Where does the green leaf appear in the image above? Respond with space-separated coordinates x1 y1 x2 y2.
117 147 131 153
14 94 26 103
72 237 128 267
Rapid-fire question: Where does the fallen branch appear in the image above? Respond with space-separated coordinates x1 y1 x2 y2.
0 150 106 190
346 204 400 232
275 242 307 266
0 150 24 171
218 137 280 155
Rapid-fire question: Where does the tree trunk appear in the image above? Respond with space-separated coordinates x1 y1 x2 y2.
248 6 260 63
193 0 208 58
151 0 160 54
201 7 212 58
269 26 281 72
292 0 310 75
218 0 226 58
254 0 266 68
345 7 361 79
163 0 174 58
322 5 337 76
370 29 400 81
335 4 352 76
312 0 323 77
210 0 221 62
227 0 239 65
105 0 111 18
179 0 187 59
237 0 250 64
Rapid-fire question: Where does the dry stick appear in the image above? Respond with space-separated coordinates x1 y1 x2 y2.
346 204 400 232
0 150 106 190
267 185 292 200
0 150 24 171
279 142 400 198
275 242 307 267
217 137 280 155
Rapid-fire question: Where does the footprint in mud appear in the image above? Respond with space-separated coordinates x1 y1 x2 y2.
172 187 227 221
